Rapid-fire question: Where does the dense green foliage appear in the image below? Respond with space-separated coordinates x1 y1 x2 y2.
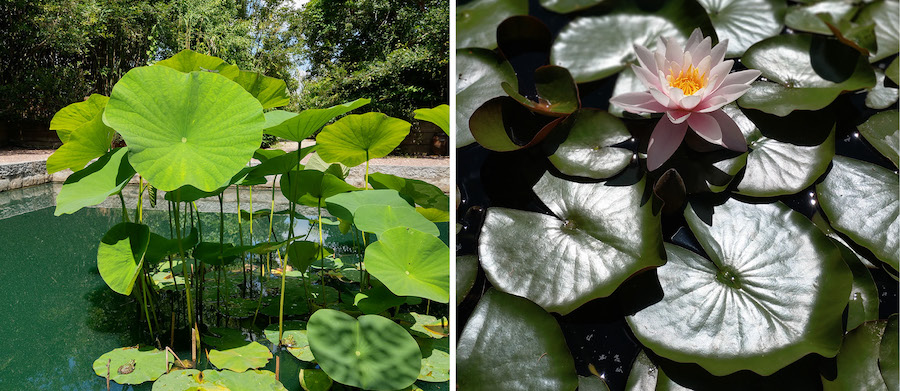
296 0 450 119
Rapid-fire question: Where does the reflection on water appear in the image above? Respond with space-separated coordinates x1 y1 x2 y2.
0 184 455 390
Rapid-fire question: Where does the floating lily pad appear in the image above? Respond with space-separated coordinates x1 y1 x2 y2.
316 112 411 167
365 227 450 303
416 207 450 223
208 341 273 373
154 49 240 78
325 189 412 223
413 105 450 135
888 57 899 84
628 199 851 376
233 70 290 109
539 0 604 13
551 15 682 83
856 0 900 62
354 205 440 238
50 93 109 144
547 109 633 179
458 289 578 390
738 34 876 116
397 312 449 339
369 173 449 211
456 0 528 49
354 281 407 315
880 314 899 390
579 376 610 391
697 0 785 58
468 97 564 152
92 346 173 385
817 156 899 271
823 321 889 390
203 327 250 350
457 48 518 147
308 309 422 391
98 223 150 295
502 65 579 116
835 238 880 331
103 65 265 191
300 368 333 391
724 105 835 197
784 1 857 36
152 369 287 391
456 255 478 306
264 321 315 362
479 172 665 314
624 351 659 390
418 349 450 383
857 110 899 167
55 148 135 216
263 98 370 142
866 69 899 109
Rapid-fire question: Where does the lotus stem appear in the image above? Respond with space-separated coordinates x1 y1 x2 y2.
118 193 128 223
173 200 195 329
236 185 247 297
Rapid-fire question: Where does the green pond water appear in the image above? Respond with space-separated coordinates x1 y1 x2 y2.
0 184 449 391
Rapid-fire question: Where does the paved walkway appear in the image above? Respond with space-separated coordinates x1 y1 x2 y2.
0 141 450 193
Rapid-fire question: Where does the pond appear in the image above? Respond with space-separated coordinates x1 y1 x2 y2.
0 183 449 390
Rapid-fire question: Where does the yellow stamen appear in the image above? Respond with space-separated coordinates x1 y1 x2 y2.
667 65 707 96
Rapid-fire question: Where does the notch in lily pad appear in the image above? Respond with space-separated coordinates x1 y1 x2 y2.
502 65 580 117
469 96 564 152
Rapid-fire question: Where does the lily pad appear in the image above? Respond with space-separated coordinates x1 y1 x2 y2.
203 327 250 350
888 57 899 84
413 105 450 135
92 346 173 385
880 314 899 390
152 369 287 391
836 238 880 331
365 227 450 303
98 223 150 295
479 172 665 314
103 65 265 191
280 170 357 208
316 112 411 167
547 109 633 180
784 1 858 36
738 34 876 116
324 189 412 223
54 147 135 216
457 48 518 147
697 0 785 58
300 368 333 391
456 0 528 50
418 349 450 383
628 199 851 376
263 98 370 142
354 205 440 238
233 70 290 109
207 341 273 373
823 321 889 390
369 173 449 211
264 321 315 362
287 240 332 272
551 15 682 83
725 104 835 197
579 376 611 391
397 312 449 339
154 49 240 78
502 65 580 117
856 0 900 62
866 69 899 109
50 93 109 144
817 156 899 271
539 0 604 14
457 289 578 390
857 109 899 167
456 255 478 306
354 281 407 315
307 309 422 391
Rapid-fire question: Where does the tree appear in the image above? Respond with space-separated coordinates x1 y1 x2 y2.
296 0 449 119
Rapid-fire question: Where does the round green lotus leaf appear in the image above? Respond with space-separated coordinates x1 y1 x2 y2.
880 314 899 390
233 70 290 109
856 0 899 62
457 48 518 148
817 156 899 271
92 346 173 385
369 172 449 211
55 147 135 216
300 368 333 391
354 205 440 238
98 222 150 296
739 34 876 116
152 369 288 391
540 0 604 13
103 65 265 192
456 255 478 306
154 49 240 79
325 189 412 223
365 227 450 303
502 66 580 116
207 341 273 373
397 312 449 339
354 280 407 315
628 199 852 376
307 309 422 390
264 321 315 362
551 15 682 83
548 109 633 179
858 110 899 167
458 289 578 390
316 112 411 167
722 105 835 197
203 327 250 351
281 170 358 208
456 0 527 49
479 172 665 314
46 103 116 174
264 98 370 142
50 93 109 143
413 105 449 135
288 240 332 273
784 1 857 36
418 349 449 382
823 321 889 390
866 69 899 109
696 0 785 58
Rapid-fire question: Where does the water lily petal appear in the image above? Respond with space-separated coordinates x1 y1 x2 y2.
687 112 723 145
707 59 735 91
685 28 703 52
718 69 761 88
632 64 662 91
647 116 688 170
649 87 673 108
707 83 751 106
710 39 729 67
692 38 712 66
709 110 748 152
666 37 684 66
696 95 730 113
667 109 692 124
610 92 667 113
680 95 703 110
634 44 658 71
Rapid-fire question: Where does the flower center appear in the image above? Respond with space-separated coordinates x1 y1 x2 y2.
667 65 706 96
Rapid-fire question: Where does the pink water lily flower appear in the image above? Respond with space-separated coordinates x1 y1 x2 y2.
610 28 761 171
